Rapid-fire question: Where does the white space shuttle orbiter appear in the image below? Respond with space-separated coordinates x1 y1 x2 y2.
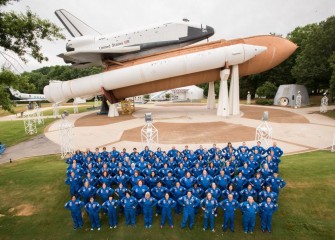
55 9 215 68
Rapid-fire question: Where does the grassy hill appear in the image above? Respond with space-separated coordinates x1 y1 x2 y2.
0 151 334 240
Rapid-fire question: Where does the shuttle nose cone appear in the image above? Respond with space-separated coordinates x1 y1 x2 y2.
243 45 267 62
206 25 215 37
239 35 298 77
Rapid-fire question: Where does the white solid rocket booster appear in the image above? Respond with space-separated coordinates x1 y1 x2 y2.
44 44 266 103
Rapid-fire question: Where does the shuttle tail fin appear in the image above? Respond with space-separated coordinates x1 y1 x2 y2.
9 87 21 97
55 9 101 37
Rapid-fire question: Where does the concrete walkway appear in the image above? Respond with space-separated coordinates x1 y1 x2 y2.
1 103 334 162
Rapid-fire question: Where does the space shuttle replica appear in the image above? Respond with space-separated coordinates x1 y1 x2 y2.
44 9 297 117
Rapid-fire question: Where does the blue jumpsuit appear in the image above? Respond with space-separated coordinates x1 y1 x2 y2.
248 177 265 194
151 186 168 215
239 188 258 202
259 190 278 203
266 176 286 195
158 198 176 227
96 187 114 204
65 176 82 197
214 174 231 190
201 198 218 231
138 197 157 227
232 176 247 193
219 199 239 232
196 175 214 190
121 196 138 226
161 176 177 189
240 201 259 233
170 186 187 214
64 199 84 229
180 176 196 189
178 195 200 229
102 199 119 228
132 184 150 214
78 186 96 203
85 201 101 229
259 201 278 232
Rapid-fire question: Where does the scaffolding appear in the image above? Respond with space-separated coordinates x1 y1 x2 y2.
60 113 75 159
255 111 272 148
23 111 37 135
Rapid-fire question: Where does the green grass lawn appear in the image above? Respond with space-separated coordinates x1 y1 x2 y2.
41 105 95 116
0 151 334 240
0 118 56 147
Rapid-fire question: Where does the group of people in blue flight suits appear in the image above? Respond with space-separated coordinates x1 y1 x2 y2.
64 141 286 234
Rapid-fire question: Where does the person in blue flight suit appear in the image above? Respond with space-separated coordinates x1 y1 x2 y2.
155 147 164 159
170 181 187 214
238 162 255 180
102 195 119 229
232 172 247 193
145 170 160 189
161 171 177 189
180 171 196 190
146 151 156 164
85 196 102 231
159 151 170 163
83 172 97 188
261 155 279 173
138 192 157 228
65 171 82 197
158 163 174 178
223 161 235 179
136 157 148 172
98 171 114 188
174 163 187 179
158 192 177 228
257 163 274 180
240 196 259 234
96 183 114 206
127 163 140 177
64 195 84 230
140 146 153 159
237 141 250 153
78 181 96 203
114 170 129 186
151 181 168 216
206 162 218 177
266 172 286 196
132 180 150 215
143 163 157 177
219 194 240 232
110 146 120 159
222 184 239 201
182 145 191 157
178 191 200 229
197 170 214 191
249 172 265 197
129 171 144 188
120 191 138 227
251 141 267 155
267 142 283 157
259 197 278 233
259 186 278 203
191 162 203 178
114 182 127 214
214 170 231 191
167 146 178 158
236 148 250 166
239 184 258 202
201 192 218 232
189 182 204 214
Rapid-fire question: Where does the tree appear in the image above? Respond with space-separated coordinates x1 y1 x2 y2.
256 81 277 99
0 69 34 111
0 0 64 63
0 0 64 111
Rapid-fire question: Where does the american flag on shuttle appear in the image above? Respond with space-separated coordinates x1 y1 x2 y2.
124 40 129 44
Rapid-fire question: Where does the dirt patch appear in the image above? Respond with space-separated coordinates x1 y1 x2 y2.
8 204 37 216
0 214 5 217
121 122 255 144
241 106 309 123
75 112 135 127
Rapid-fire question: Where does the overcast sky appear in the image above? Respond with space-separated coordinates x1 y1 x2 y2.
2 0 334 72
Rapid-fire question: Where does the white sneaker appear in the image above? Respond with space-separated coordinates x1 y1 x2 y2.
110 226 113 229
90 228 94 231
98 228 101 231
203 228 206 231
114 226 117 228
211 229 215 232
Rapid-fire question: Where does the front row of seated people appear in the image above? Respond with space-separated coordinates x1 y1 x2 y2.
65 142 285 234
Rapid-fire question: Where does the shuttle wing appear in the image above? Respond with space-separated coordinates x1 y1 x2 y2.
58 46 141 65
